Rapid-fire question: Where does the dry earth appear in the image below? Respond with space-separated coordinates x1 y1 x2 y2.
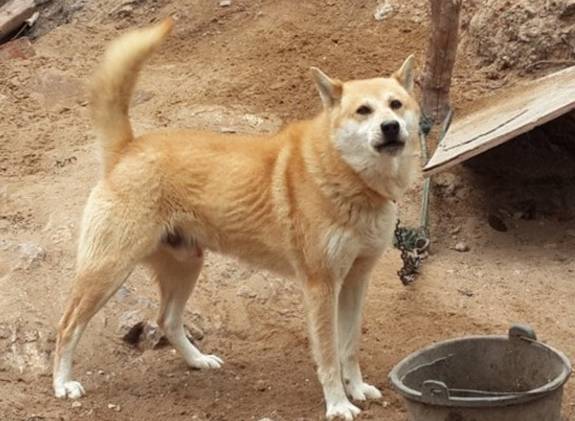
0 1 574 420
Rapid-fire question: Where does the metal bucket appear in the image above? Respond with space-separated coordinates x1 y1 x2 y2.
389 325 572 421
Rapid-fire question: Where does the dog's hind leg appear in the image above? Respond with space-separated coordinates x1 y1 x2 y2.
146 246 223 369
53 190 161 399
338 256 382 402
53 262 135 399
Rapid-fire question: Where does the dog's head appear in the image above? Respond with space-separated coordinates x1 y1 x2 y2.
311 56 420 198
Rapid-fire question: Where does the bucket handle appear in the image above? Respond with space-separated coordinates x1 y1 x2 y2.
508 324 537 342
422 380 450 402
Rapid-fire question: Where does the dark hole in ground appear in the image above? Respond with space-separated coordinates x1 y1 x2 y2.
464 111 575 222
465 111 575 181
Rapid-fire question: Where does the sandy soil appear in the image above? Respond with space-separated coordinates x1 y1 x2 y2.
0 1 574 420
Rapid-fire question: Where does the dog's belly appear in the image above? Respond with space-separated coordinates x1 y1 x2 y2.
225 243 295 277
170 222 296 278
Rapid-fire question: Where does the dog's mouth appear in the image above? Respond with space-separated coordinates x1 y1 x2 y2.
374 139 405 154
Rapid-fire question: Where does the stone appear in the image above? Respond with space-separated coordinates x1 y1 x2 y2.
17 242 46 268
0 324 10 339
107 403 121 412
487 214 508 232
255 379 268 392
449 225 461 235
559 0 575 18
434 172 461 197
118 310 143 336
237 285 257 298
454 242 469 252
374 1 394 21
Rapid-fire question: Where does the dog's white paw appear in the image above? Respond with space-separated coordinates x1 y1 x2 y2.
346 381 382 401
326 400 361 420
54 380 86 399
189 354 224 369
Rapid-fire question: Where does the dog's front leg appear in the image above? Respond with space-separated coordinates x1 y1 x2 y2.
303 274 360 421
338 256 382 402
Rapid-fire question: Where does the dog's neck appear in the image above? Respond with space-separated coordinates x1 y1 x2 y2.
297 113 398 220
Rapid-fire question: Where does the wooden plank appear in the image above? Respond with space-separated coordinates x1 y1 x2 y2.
423 66 575 176
0 0 37 42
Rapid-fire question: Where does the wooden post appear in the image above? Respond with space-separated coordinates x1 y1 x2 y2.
420 0 462 123
0 0 37 43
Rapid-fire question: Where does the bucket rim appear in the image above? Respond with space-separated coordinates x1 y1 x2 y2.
388 333 572 408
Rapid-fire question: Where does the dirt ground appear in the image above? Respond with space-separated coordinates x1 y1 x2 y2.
1 0 574 420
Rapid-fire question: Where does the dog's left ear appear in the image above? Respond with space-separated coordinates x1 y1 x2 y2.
393 54 416 92
310 67 343 108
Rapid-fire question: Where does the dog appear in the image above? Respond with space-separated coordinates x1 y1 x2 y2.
52 17 420 420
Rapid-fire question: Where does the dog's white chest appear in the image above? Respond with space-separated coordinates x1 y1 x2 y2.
355 204 397 255
323 203 397 278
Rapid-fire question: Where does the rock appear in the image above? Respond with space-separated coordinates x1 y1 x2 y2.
107 403 121 412
132 90 155 106
114 286 132 302
110 0 137 18
255 379 268 392
55 156 77 169
457 288 474 297
140 321 164 349
118 310 143 336
454 242 469 252
121 320 163 349
242 113 267 128
219 0 232 6
487 214 508 232
258 418 274 421
185 323 204 341
373 1 394 21
434 173 461 197
17 242 46 268
449 225 461 235
71 401 82 408
22 329 39 343
237 285 257 298
0 325 10 339
559 0 575 18
115 4 133 17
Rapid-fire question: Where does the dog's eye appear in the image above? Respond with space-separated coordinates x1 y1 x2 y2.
356 105 373 115
390 99 403 110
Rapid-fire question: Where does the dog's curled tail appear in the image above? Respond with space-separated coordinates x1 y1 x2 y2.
90 17 174 173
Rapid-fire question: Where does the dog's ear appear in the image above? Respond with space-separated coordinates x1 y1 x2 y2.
310 67 342 108
393 54 416 92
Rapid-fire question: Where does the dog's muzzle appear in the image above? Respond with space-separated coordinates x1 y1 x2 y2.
374 120 405 153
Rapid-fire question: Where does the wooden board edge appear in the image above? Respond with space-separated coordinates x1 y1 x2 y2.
423 101 575 177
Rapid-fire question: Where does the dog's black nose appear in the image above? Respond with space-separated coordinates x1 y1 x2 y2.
381 120 400 141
